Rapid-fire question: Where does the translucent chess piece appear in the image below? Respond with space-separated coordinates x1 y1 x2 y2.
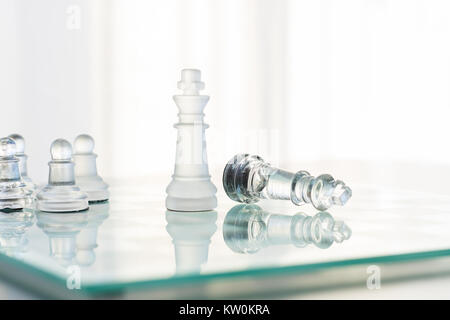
166 69 217 211
76 202 109 266
166 210 217 274
36 139 89 213
223 154 352 211
8 134 35 193
36 211 88 267
223 204 352 254
73 134 109 203
0 137 29 212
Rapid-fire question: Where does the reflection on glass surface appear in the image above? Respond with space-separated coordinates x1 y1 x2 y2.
223 204 351 254
76 202 110 266
166 210 217 275
0 209 34 258
36 203 110 268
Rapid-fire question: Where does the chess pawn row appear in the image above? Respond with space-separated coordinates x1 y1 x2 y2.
36 136 109 213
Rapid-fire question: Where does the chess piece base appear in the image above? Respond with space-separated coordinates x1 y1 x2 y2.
36 185 89 213
166 179 217 211
76 176 109 202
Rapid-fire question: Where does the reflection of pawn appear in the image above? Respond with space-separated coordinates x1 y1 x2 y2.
223 204 351 254
0 137 29 212
36 139 89 213
8 134 35 193
76 202 109 266
73 134 109 203
166 69 217 211
166 210 217 274
36 211 88 267
0 209 34 257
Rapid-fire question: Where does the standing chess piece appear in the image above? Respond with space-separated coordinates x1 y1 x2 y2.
73 134 109 203
166 69 217 211
0 137 29 212
8 134 35 193
36 139 89 213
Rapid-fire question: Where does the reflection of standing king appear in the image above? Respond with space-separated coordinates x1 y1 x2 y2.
166 210 217 275
223 204 351 254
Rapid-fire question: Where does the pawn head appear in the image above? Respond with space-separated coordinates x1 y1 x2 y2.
0 137 16 158
50 139 72 161
74 134 95 154
8 134 25 154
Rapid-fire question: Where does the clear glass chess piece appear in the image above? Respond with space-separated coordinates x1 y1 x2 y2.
36 139 89 213
8 134 35 194
36 210 88 267
73 134 109 203
223 154 352 211
166 210 217 275
0 137 29 212
223 204 352 254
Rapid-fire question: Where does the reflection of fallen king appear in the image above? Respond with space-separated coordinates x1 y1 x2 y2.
166 69 217 212
223 204 351 254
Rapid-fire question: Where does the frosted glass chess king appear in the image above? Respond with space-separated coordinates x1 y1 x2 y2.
36 139 89 213
73 134 109 203
166 69 217 211
0 137 29 212
8 134 35 194
223 154 352 211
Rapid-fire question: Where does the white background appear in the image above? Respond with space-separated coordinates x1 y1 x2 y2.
1 0 450 185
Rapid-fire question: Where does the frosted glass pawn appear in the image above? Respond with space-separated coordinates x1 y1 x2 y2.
8 134 35 195
36 139 89 213
73 134 109 203
0 137 29 212
166 69 217 211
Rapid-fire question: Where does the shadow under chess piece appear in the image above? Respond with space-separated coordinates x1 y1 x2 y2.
36 211 88 267
76 202 110 266
0 137 29 212
223 154 352 211
0 209 34 257
223 204 351 254
166 69 217 211
73 134 109 203
36 139 89 213
8 134 35 194
166 210 217 275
